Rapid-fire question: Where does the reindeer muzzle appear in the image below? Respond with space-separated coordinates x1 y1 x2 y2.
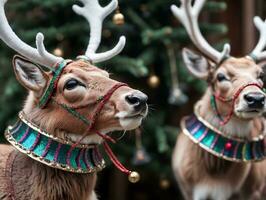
244 92 265 109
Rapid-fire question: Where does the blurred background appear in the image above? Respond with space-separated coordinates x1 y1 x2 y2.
0 0 265 199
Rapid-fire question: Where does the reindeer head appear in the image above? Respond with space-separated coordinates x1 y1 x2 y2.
0 0 148 144
171 0 266 122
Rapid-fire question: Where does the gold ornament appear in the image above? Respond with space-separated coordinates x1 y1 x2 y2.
160 179 170 189
53 48 63 57
148 75 160 88
128 171 140 183
113 9 125 25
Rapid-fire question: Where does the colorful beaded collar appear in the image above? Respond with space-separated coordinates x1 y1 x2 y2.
181 108 266 162
5 112 105 173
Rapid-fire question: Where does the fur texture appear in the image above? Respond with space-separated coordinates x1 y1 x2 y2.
172 94 266 200
172 57 266 200
0 59 148 200
0 145 97 200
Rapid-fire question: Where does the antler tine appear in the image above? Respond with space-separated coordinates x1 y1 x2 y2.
0 0 63 68
250 16 266 62
73 0 126 63
171 0 230 64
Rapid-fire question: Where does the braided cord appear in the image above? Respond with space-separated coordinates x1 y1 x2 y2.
52 100 90 125
39 60 71 108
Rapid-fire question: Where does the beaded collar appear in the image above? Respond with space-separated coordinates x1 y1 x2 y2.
181 109 266 162
5 112 105 173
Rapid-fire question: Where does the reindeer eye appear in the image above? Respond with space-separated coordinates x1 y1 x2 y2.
64 79 84 90
216 73 227 82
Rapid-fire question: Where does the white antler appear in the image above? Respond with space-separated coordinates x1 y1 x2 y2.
250 16 266 62
73 0 126 63
171 0 230 63
0 0 63 67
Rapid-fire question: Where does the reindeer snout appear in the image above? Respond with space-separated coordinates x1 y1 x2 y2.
125 92 148 112
244 92 265 109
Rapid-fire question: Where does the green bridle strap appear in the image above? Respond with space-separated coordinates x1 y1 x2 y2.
52 99 91 126
39 60 72 108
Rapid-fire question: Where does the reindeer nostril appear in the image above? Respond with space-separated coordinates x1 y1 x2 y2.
244 94 255 103
126 95 140 105
125 93 148 111
244 93 265 109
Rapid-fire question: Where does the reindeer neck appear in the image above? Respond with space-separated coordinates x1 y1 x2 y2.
9 151 96 200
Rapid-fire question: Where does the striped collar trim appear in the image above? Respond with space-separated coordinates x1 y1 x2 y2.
181 114 266 162
5 116 105 173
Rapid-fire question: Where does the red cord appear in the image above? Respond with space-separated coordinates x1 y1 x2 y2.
87 83 128 129
48 68 134 176
95 131 116 144
214 83 262 125
67 83 127 166
103 142 131 175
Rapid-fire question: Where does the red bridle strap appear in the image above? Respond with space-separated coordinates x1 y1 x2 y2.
213 83 263 125
66 83 127 158
103 142 131 175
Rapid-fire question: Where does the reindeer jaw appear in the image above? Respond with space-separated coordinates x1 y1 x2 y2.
119 116 144 130
235 99 265 119
65 110 147 145
115 108 148 130
235 108 264 119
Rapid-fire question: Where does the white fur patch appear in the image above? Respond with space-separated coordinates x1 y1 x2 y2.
67 134 103 144
67 128 117 144
193 184 233 200
119 117 143 130
116 107 148 131
88 191 98 200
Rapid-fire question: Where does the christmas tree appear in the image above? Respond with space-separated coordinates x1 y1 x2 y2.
0 0 227 199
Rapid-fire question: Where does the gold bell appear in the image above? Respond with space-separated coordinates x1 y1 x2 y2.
113 12 125 25
128 171 140 183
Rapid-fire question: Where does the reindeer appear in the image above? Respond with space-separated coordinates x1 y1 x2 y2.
0 0 148 199
171 0 266 199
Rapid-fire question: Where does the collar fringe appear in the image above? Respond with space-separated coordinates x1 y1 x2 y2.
5 112 105 173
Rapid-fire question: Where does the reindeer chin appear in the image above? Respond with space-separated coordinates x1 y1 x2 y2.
119 116 144 130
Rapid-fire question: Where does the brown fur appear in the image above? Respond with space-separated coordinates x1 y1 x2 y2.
24 61 136 136
172 57 266 200
0 60 147 199
0 145 96 200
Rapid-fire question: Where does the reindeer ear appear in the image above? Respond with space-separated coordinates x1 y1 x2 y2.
13 55 48 92
182 48 209 79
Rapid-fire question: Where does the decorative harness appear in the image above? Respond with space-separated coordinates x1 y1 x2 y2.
211 83 263 125
181 107 265 162
182 56 266 162
5 59 138 181
206 56 264 126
